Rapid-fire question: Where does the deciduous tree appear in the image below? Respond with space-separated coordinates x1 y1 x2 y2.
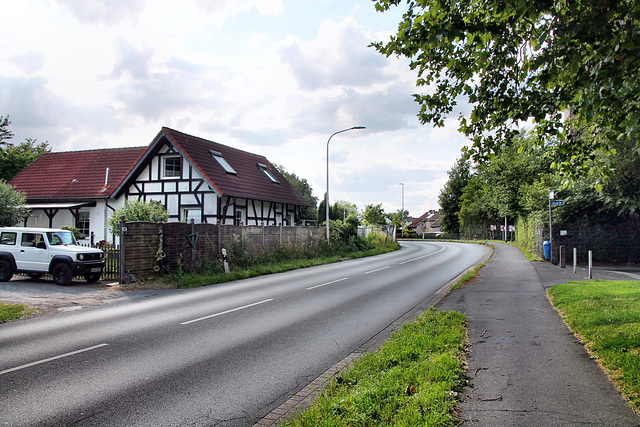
373 0 640 176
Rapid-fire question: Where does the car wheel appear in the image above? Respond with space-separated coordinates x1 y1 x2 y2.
28 273 43 280
84 272 101 283
0 260 13 282
52 263 73 286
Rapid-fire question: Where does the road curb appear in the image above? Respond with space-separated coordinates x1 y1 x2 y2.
253 255 487 426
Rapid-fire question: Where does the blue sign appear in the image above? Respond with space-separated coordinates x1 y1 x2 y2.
550 200 565 206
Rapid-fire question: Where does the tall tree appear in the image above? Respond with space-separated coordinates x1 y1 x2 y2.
362 203 387 225
373 0 640 176
438 157 471 234
0 181 29 227
275 164 318 221
0 115 50 181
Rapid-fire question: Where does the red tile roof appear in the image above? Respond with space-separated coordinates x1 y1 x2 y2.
11 128 310 208
116 127 309 206
408 210 441 228
9 147 146 201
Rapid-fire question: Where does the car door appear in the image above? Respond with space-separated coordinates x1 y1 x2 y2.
16 232 50 272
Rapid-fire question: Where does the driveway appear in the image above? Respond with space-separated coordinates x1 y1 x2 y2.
0 275 170 317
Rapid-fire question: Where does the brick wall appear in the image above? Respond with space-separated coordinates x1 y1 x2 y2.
123 222 325 278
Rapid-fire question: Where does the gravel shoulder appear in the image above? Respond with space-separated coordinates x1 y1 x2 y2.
0 276 173 318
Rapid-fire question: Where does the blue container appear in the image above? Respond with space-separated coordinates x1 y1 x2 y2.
543 240 551 260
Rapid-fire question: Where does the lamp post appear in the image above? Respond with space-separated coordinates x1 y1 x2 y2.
399 182 404 237
326 126 366 243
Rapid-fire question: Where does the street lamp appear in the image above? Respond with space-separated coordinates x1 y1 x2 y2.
326 126 366 243
399 182 404 237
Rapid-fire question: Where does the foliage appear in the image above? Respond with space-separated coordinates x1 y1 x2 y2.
318 198 359 225
0 181 29 227
0 115 50 182
149 236 399 289
275 164 319 221
548 281 640 412
283 309 468 426
362 203 387 225
0 302 37 323
61 225 82 241
372 0 640 178
438 157 471 234
108 200 169 235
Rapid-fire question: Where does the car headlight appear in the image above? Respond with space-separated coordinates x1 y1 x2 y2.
77 254 85 261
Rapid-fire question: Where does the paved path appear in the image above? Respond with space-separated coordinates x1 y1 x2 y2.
438 243 640 426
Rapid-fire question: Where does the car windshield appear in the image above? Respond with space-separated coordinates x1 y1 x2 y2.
46 231 76 245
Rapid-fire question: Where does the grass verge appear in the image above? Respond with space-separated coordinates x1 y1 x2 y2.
282 309 468 426
130 245 399 290
548 280 640 413
0 302 37 323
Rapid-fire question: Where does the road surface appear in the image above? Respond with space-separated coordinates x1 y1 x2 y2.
0 241 489 426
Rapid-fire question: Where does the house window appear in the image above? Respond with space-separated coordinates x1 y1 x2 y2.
76 211 90 238
184 209 202 223
235 210 243 226
163 156 182 178
258 163 279 183
210 150 237 174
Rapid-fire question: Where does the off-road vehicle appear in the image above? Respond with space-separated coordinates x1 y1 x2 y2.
0 227 105 286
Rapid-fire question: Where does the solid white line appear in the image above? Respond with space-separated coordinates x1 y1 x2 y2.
307 277 348 290
364 266 390 275
399 246 446 265
180 299 274 325
0 343 109 376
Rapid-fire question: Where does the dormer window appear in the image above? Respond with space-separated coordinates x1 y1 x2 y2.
163 156 182 178
258 163 279 183
210 150 237 174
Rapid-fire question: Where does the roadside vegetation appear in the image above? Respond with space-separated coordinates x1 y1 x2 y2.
548 280 640 413
282 308 468 427
140 230 400 289
0 302 36 323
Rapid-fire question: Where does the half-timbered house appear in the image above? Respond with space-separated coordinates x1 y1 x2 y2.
9 127 310 242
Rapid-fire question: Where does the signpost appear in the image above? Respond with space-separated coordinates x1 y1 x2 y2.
548 191 566 264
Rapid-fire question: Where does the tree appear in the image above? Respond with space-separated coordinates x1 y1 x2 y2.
0 115 50 181
362 203 387 225
438 157 471 234
274 164 318 221
108 200 169 235
0 181 29 227
373 0 640 176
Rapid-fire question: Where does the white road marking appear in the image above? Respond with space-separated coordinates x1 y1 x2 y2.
180 299 274 325
0 343 109 376
364 266 390 275
399 246 445 264
307 277 348 290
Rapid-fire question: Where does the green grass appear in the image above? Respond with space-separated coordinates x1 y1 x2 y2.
548 280 640 412
140 244 400 289
0 302 37 323
282 309 469 426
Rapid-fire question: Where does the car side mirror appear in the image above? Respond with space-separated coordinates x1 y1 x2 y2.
36 241 47 249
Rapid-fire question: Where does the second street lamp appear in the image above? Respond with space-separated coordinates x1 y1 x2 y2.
326 126 366 243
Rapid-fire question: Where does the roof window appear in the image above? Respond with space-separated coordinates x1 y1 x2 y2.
209 150 237 174
258 163 279 183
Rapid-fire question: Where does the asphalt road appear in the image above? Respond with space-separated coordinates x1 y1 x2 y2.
0 241 489 426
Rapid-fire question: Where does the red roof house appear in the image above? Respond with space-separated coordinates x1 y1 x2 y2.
9 127 310 241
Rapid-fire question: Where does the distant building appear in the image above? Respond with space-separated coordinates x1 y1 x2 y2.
408 210 441 234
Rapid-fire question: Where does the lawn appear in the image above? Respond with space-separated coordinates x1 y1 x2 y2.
282 308 468 426
0 302 37 323
548 280 640 413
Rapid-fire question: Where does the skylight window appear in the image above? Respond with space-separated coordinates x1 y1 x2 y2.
258 163 279 183
209 150 237 174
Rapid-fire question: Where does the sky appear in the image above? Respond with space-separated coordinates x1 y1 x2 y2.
0 0 471 218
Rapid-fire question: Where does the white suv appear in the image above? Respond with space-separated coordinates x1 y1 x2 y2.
0 227 105 286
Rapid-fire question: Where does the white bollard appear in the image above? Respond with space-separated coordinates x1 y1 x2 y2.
573 247 577 274
588 250 593 279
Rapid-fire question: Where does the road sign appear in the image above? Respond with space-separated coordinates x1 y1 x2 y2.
550 200 564 206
